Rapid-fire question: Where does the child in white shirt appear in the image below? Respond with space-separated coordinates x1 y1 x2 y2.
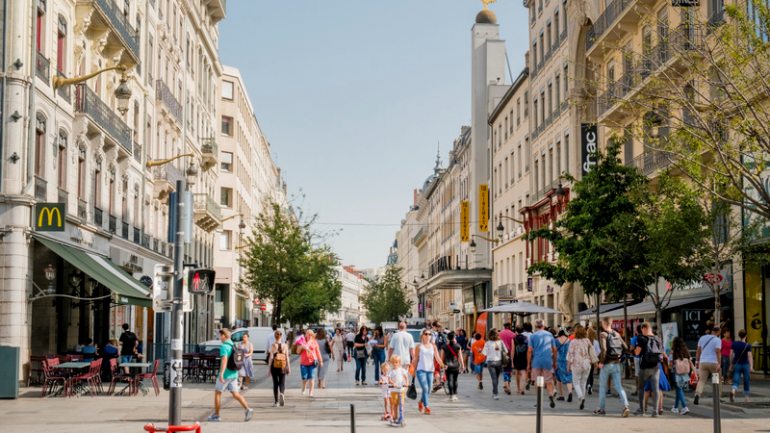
379 362 392 420
387 355 410 421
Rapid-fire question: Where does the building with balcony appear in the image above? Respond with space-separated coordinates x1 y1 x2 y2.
324 266 368 328
489 68 532 329
213 66 288 329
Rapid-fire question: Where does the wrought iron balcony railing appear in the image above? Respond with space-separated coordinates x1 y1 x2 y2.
93 0 140 57
36 51 50 83
74 84 132 153
156 79 182 123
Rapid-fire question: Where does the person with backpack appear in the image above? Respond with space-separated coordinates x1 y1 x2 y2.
208 329 253 422
694 326 722 405
267 330 291 407
594 317 630 417
499 322 516 395
669 337 694 414
633 322 663 417
513 325 529 395
482 328 509 400
730 329 753 403
441 331 464 401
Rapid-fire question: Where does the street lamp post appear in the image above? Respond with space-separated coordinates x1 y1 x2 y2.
168 159 198 426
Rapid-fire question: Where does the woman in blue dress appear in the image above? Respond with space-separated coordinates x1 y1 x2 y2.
554 330 573 401
644 353 671 415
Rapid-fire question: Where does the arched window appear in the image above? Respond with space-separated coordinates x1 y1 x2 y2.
58 130 67 189
35 113 46 177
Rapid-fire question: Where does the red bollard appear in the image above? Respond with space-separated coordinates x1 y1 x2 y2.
143 422 202 433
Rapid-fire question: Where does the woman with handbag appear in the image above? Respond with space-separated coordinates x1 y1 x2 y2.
371 327 388 385
670 337 693 414
332 328 346 372
298 330 323 398
354 326 370 386
441 331 464 402
267 330 291 407
316 328 332 389
566 325 595 410
412 329 444 414
481 329 508 400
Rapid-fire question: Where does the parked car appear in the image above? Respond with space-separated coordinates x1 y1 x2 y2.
199 327 286 363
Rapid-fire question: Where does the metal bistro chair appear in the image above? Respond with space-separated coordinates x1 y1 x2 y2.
40 358 68 398
71 359 100 397
182 353 200 383
132 359 161 396
27 355 46 387
108 358 134 396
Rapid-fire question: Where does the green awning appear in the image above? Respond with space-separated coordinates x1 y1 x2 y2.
34 235 152 308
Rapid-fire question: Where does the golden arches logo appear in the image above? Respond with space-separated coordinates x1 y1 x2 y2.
38 207 62 227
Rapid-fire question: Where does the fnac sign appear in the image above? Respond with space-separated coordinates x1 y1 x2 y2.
35 203 65 232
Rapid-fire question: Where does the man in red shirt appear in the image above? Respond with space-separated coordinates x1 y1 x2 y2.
499 322 516 395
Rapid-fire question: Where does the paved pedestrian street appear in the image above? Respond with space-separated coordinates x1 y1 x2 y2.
2 358 770 433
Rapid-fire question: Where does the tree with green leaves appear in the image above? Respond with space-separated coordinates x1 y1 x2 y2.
619 173 711 342
526 138 649 329
359 267 413 326
240 202 341 326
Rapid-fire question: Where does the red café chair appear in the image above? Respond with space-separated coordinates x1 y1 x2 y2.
40 359 68 398
71 360 99 397
27 355 46 387
108 358 133 396
132 359 161 396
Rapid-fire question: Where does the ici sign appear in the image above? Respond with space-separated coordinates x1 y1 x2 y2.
581 124 598 176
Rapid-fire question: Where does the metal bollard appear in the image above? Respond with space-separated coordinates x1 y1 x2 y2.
536 376 544 433
712 374 721 433
350 403 356 433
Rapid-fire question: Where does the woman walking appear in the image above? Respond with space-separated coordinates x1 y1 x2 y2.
298 329 323 397
566 325 593 410
267 330 290 407
587 327 600 395
456 329 468 373
731 329 753 403
482 329 508 400
238 332 254 390
555 329 574 402
332 328 345 372
316 328 332 389
371 327 388 385
413 328 444 414
441 331 464 402
354 326 370 386
721 329 733 385
513 326 529 395
670 337 694 414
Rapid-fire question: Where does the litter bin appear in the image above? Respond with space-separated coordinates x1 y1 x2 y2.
0 346 20 398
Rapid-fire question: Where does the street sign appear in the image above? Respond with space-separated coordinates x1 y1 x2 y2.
479 185 489 232
461 201 470 242
260 304 267 311
34 203 65 232
187 268 215 294
703 273 724 284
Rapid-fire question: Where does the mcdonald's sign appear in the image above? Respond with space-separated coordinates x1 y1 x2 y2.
35 203 65 232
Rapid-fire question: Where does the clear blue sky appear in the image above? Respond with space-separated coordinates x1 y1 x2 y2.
218 1 530 269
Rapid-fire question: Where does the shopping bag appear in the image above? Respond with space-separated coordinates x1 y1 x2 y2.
406 379 417 400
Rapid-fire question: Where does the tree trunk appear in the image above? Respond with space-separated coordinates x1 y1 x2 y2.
714 285 722 329
274 298 283 327
623 289 630 378
595 291 601 332
654 279 664 345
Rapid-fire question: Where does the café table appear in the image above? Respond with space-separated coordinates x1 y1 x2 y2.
117 362 152 396
51 362 91 396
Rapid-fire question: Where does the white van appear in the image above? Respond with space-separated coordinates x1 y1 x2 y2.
199 327 286 364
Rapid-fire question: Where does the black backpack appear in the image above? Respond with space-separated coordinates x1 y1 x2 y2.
641 336 664 368
515 336 528 356
604 330 624 361
226 342 245 371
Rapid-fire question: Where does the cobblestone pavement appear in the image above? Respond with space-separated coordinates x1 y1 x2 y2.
2 357 770 432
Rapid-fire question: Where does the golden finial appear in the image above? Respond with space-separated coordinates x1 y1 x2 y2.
481 0 498 10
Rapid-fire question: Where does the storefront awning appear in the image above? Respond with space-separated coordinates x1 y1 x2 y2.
34 236 152 308
576 302 628 319
482 301 564 315
603 295 713 318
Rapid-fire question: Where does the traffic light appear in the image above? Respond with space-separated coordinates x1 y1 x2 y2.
187 268 215 294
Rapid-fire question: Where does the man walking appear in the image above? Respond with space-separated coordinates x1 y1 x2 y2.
499 322 516 395
634 322 662 417
208 329 253 422
527 319 558 408
388 322 416 366
694 326 722 405
346 329 357 360
595 317 630 417
118 323 138 374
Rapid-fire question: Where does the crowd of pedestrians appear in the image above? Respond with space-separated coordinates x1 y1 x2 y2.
202 318 756 423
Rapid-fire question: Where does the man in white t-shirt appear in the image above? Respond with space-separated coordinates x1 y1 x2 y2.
345 330 356 358
388 322 416 366
694 326 722 405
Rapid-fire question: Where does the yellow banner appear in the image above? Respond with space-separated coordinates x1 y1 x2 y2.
479 185 489 232
461 201 470 242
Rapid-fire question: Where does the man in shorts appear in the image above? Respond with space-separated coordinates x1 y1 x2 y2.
208 329 253 422
527 319 558 408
